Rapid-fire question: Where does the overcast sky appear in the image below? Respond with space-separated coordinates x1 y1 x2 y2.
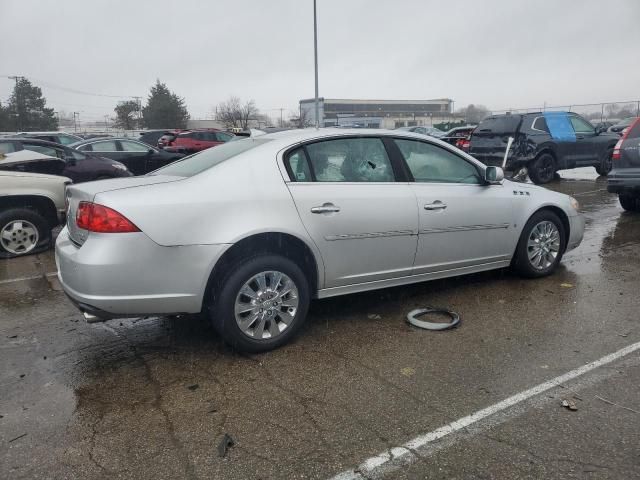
1 0 639 123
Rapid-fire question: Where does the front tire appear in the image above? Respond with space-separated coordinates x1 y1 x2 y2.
0 208 51 259
209 254 310 352
528 153 556 184
512 210 566 278
619 193 640 212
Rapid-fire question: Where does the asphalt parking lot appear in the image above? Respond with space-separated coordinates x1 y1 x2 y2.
1 169 639 479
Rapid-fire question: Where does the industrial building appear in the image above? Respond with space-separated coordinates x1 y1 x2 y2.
299 97 454 129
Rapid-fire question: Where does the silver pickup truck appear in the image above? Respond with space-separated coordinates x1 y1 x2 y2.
0 170 71 258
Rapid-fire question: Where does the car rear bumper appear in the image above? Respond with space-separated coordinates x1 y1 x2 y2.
55 227 231 317
567 214 585 252
607 169 640 193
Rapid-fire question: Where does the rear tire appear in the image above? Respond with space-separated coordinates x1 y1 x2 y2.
0 208 51 259
619 193 640 212
528 153 556 185
595 149 613 176
209 254 310 353
512 210 566 278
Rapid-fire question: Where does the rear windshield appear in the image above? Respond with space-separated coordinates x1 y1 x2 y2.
476 116 520 135
151 137 271 177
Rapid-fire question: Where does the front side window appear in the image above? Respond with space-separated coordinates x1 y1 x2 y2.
304 137 394 182
394 139 481 184
22 144 64 159
120 140 150 152
569 116 595 134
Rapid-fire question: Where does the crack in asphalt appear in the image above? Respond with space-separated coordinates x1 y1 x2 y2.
100 324 198 480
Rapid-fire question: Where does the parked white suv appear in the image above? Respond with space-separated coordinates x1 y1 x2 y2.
0 169 71 258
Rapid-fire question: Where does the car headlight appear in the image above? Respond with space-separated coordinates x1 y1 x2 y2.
112 164 128 171
569 196 580 211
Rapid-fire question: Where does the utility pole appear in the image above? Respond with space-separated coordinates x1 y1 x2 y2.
8 75 25 131
313 0 320 129
279 108 284 127
104 115 109 132
132 96 142 129
73 112 80 132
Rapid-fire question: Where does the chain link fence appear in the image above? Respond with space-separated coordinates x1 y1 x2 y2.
489 100 640 125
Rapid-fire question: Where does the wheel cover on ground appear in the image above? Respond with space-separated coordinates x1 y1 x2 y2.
234 270 299 340
527 220 560 270
0 220 39 255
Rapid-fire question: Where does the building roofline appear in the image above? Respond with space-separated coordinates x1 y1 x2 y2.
299 98 452 104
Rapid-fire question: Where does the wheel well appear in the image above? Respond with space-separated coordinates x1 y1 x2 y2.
534 148 556 162
0 195 59 228
533 206 570 250
203 232 320 310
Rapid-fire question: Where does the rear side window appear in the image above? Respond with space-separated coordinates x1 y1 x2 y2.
476 116 520 135
304 137 394 182
286 148 312 181
152 138 271 177
88 140 119 151
531 117 550 133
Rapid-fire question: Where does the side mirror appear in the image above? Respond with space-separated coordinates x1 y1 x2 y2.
485 166 504 184
595 126 605 135
148 149 155 154
66 157 77 166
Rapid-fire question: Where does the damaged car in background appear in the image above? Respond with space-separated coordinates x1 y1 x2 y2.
1 154 71 258
56 129 584 352
469 111 618 184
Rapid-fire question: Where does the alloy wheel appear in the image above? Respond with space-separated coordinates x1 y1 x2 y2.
527 221 560 270
0 220 39 255
234 270 299 340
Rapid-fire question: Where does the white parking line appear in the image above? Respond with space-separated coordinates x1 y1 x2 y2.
0 272 58 285
329 340 640 480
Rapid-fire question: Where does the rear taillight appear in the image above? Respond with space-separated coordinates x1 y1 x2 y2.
612 120 638 161
76 202 140 233
612 138 623 160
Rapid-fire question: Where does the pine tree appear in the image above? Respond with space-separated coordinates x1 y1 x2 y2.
7 78 58 131
141 80 190 129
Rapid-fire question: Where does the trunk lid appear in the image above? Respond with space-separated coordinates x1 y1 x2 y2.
66 175 183 245
469 115 522 167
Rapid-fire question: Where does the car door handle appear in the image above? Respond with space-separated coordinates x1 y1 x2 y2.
424 201 447 210
311 203 341 214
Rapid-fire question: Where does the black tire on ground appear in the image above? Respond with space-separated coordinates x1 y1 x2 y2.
512 210 566 278
208 254 310 353
528 153 557 185
595 149 613 176
619 193 640 212
0 208 51 259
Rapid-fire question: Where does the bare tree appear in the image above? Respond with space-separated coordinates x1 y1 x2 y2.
289 108 312 128
215 96 259 130
457 104 490 124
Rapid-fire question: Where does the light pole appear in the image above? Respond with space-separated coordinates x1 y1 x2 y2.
73 112 79 132
313 0 320 129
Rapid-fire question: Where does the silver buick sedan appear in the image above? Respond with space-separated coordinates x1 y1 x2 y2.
56 129 584 352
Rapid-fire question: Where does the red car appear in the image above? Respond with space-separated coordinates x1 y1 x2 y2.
163 129 234 154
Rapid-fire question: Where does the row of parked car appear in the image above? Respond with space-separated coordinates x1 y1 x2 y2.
400 113 638 185
0 128 239 257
